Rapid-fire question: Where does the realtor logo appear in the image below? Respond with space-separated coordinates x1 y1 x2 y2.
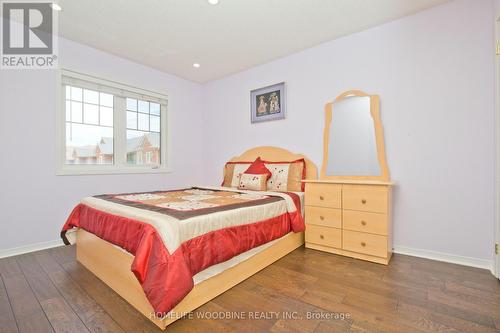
1 1 58 69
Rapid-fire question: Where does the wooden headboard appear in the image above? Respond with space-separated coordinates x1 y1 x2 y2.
227 146 318 180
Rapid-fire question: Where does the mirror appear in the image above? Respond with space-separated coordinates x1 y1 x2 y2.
327 96 380 176
321 90 389 181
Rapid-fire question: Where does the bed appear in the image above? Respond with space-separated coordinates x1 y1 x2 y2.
61 146 317 330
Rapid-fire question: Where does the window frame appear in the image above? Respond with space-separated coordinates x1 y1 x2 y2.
56 69 171 176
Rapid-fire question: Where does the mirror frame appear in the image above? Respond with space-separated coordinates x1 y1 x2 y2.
320 90 390 181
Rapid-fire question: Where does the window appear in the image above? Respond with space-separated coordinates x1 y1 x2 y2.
58 70 169 175
126 98 161 165
145 151 153 164
65 86 114 165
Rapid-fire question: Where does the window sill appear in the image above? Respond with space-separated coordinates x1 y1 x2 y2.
56 166 172 176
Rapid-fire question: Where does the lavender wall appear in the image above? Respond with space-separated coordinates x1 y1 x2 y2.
0 39 204 251
0 0 495 265
201 0 496 261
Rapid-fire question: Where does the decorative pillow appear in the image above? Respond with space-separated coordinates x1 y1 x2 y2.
244 157 272 180
222 158 306 191
265 159 306 192
238 173 267 191
222 162 251 187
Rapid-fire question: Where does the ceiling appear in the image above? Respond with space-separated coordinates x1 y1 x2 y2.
58 0 449 83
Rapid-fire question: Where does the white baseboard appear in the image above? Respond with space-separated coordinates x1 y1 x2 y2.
0 239 64 259
0 240 495 276
393 245 494 273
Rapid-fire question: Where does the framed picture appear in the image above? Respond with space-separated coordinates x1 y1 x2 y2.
250 82 285 123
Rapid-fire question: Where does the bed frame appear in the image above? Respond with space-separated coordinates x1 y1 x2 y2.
76 146 317 330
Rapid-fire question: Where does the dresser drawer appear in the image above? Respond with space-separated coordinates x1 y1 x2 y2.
305 183 341 208
305 206 342 228
343 210 388 235
305 224 341 248
342 185 388 214
343 230 387 258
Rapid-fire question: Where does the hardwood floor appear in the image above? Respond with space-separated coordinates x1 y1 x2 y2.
0 246 499 333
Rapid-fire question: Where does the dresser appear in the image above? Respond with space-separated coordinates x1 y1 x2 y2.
303 179 394 265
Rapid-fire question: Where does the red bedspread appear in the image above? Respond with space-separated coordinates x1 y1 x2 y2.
61 188 303 316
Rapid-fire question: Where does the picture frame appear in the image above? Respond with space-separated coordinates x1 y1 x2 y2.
250 82 286 123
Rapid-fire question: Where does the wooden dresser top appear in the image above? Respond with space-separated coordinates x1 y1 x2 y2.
302 179 395 186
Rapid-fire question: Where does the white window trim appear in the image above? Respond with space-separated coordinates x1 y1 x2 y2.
56 69 172 176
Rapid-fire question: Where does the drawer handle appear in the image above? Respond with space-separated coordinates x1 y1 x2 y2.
319 216 324 221
361 220 367 226
361 242 366 247
319 196 324 201
320 235 324 239
361 199 367 204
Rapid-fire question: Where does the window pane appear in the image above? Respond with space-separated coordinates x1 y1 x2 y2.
127 111 137 129
65 123 113 165
100 106 113 126
63 84 117 168
150 103 160 116
138 113 149 131
83 89 99 104
71 101 83 123
65 101 71 121
127 131 160 165
138 100 149 113
100 92 113 107
83 104 99 125
150 115 160 132
66 123 71 143
71 87 82 101
126 98 137 111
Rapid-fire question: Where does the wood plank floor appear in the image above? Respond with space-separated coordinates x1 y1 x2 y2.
0 246 499 333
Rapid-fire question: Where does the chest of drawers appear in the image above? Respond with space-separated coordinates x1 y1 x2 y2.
303 180 393 265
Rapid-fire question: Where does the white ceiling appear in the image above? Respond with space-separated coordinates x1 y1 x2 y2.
58 0 449 83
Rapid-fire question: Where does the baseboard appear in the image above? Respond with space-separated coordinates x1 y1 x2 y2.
0 239 64 259
393 245 494 273
0 240 495 276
